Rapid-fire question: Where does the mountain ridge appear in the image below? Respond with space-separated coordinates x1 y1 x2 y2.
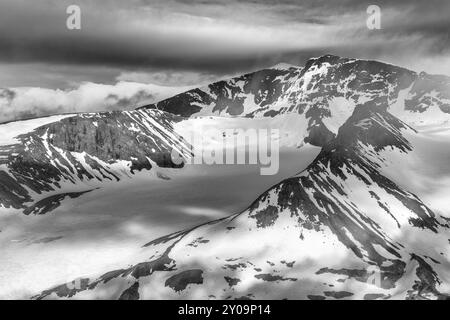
34 100 450 300
1 54 450 299
0 109 191 214
142 54 450 133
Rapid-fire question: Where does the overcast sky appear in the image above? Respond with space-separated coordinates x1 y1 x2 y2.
0 0 449 121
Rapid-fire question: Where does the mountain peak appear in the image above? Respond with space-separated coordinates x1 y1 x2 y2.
34 94 450 300
3 53 450 300
142 53 450 132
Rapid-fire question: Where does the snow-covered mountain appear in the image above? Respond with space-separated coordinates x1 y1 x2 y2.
0 109 191 215
2 54 449 216
1 54 450 300
35 99 450 300
28 55 450 300
143 54 450 145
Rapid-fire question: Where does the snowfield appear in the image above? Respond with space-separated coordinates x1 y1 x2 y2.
1 54 450 300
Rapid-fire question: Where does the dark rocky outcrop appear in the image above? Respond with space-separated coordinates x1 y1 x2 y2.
165 269 204 292
0 109 191 214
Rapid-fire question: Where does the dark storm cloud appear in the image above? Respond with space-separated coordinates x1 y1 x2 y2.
0 0 449 88
0 0 275 71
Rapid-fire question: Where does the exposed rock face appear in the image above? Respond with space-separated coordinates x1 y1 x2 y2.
165 269 204 292
141 67 300 117
23 191 92 215
142 54 450 145
144 55 449 119
0 109 191 214
35 102 450 300
4 54 450 300
2 55 449 214
40 110 186 170
118 282 140 300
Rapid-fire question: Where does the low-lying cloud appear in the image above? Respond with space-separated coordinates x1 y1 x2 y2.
0 82 192 123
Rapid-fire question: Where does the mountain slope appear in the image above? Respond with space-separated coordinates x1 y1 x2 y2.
0 109 191 215
143 54 450 145
3 55 450 215
36 101 450 300
3 54 450 300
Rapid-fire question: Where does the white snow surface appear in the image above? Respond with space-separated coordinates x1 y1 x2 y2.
0 114 76 145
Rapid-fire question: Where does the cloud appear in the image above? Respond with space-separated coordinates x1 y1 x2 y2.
1 0 449 122
0 88 16 101
0 82 192 123
0 1 447 69
116 70 223 87
0 0 449 88
0 0 337 71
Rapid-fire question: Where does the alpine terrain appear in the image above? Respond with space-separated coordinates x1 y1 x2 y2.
1 54 450 300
